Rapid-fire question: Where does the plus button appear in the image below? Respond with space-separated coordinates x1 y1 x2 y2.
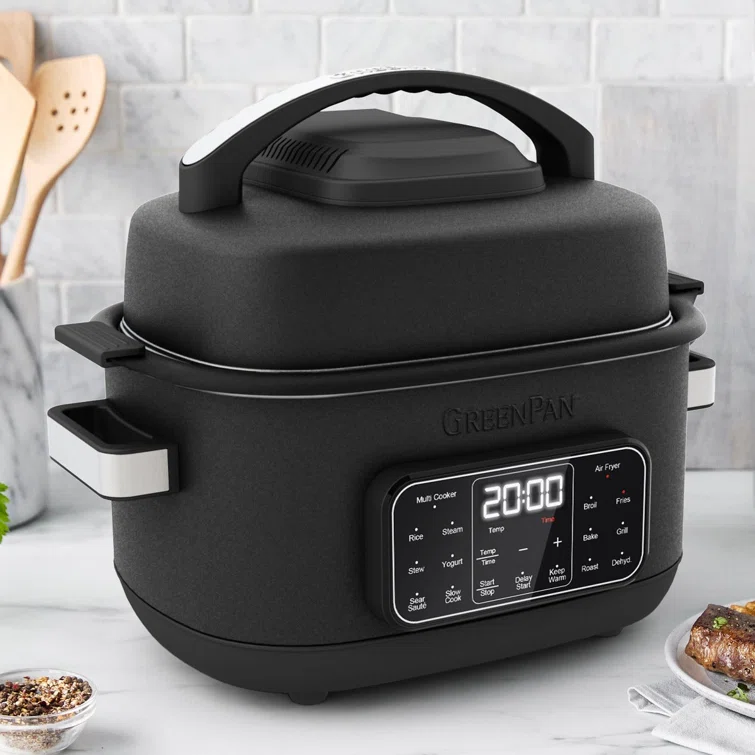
553 537 563 548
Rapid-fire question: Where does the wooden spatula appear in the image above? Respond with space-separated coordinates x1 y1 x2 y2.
0 64 36 276
1 55 106 286
0 11 35 89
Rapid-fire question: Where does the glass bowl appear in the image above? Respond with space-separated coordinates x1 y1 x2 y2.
0 669 97 754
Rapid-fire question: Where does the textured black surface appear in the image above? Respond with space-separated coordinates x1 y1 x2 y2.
242 109 545 206
125 178 669 369
121 561 678 697
108 344 690 647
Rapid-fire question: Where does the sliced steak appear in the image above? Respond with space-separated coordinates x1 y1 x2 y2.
685 604 755 683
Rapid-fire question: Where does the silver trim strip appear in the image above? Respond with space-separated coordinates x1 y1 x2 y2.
120 311 673 376
47 416 171 499
390 446 648 626
687 363 716 409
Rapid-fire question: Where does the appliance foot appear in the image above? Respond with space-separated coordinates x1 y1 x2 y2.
287 691 329 705
597 628 623 638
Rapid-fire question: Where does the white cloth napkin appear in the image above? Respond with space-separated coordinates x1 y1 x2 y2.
628 678 755 754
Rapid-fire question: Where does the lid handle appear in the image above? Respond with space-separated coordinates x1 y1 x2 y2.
178 67 594 214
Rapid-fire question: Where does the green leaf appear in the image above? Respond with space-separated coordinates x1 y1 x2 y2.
728 687 749 702
738 683 750 692
0 483 9 544
713 616 729 630
0 496 8 545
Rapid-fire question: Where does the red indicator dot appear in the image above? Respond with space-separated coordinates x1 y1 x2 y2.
605 474 610 479
621 489 626 494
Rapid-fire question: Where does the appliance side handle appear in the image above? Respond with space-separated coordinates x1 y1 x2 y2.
179 67 594 213
47 400 179 500
688 352 716 411
55 321 144 367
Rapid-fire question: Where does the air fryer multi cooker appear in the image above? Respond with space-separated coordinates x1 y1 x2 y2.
48 68 716 704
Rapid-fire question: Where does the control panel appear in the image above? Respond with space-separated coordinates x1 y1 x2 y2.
365 438 648 629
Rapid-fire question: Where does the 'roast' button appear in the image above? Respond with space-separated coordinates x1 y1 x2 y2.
580 558 600 574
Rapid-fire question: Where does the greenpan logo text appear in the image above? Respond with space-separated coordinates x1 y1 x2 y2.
442 394 577 437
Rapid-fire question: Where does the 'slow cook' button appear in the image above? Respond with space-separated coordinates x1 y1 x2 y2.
444 585 464 605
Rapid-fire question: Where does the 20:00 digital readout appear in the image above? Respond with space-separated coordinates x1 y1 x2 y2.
479 469 569 521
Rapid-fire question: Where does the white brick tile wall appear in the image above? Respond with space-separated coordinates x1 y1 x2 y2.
530 85 599 134
52 19 184 82
122 85 251 150
528 0 657 16
64 282 124 323
661 0 753 15
188 16 319 82
596 20 724 80
43 346 104 408
0 0 750 467
460 21 590 84
322 18 454 71
0 1 116 13
87 86 121 152
122 0 249 12
258 0 387 12
726 19 755 79
38 282 62 344
393 0 523 14
4 216 123 279
60 151 179 215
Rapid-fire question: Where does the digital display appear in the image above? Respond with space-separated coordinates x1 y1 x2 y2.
480 470 566 521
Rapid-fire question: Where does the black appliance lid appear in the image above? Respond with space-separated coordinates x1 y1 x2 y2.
123 68 670 371
242 109 545 206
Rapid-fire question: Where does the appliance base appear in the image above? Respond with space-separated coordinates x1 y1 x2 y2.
120 561 679 704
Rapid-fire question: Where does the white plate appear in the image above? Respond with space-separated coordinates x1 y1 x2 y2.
665 600 755 719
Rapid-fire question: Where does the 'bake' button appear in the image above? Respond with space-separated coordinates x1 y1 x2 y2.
581 527 599 543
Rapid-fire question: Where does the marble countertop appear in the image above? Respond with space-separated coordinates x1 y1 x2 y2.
1 467 754 754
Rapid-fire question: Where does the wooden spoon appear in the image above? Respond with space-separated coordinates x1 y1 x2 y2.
0 11 35 89
0 64 36 276
1 55 106 286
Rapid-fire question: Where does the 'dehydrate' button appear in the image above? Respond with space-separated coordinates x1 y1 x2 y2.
611 553 633 569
